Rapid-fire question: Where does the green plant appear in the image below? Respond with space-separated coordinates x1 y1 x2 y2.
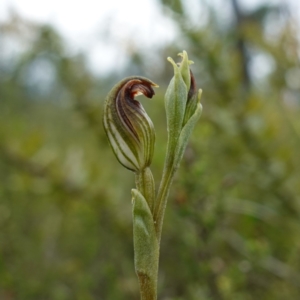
103 51 202 299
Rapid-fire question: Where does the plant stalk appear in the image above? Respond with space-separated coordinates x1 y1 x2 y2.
137 271 157 300
135 167 155 213
134 167 158 300
153 161 176 244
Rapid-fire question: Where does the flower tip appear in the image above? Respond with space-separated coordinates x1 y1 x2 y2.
167 56 178 69
178 50 187 57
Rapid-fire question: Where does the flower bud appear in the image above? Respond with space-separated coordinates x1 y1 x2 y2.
103 76 158 172
183 69 202 126
177 51 202 125
164 51 203 169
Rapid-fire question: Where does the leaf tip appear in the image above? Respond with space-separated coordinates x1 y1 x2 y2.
198 89 203 103
131 188 138 204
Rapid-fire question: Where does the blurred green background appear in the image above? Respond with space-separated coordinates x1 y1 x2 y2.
1 0 300 299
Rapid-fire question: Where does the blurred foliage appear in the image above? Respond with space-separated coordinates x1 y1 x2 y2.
1 1 300 299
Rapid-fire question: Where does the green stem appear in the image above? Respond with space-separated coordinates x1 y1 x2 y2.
137 272 157 300
135 167 155 213
134 169 157 299
153 165 176 244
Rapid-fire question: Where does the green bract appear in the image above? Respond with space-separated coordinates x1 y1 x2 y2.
153 51 202 243
164 51 202 168
103 76 158 172
165 57 187 152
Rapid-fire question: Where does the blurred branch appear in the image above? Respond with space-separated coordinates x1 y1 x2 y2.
231 0 251 92
0 143 83 196
225 229 300 287
236 113 300 218
224 198 278 223
57 57 106 144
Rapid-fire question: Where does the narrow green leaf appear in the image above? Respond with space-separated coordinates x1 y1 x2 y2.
132 189 159 297
173 102 202 169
